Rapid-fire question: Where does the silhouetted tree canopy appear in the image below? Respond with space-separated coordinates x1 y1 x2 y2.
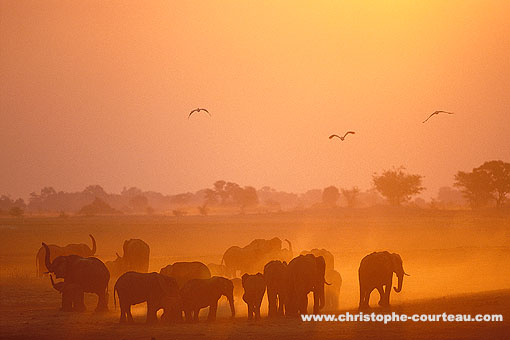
341 186 360 208
373 167 424 206
322 186 340 207
454 160 510 208
78 197 121 216
129 195 149 211
9 206 24 217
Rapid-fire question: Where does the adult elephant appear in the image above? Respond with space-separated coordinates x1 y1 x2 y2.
114 271 180 324
358 251 409 310
263 260 287 317
180 276 235 322
36 234 96 277
221 238 292 277
106 239 150 279
160 261 211 288
121 239 150 272
300 248 334 272
221 246 252 278
42 242 109 311
286 254 327 316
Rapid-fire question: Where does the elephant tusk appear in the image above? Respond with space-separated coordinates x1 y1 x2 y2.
404 273 410 276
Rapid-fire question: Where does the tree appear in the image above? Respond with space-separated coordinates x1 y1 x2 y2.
232 186 258 212
9 206 24 217
341 186 360 208
213 180 229 204
78 197 121 216
373 167 424 206
203 189 219 205
82 185 107 197
454 160 510 208
129 195 149 212
322 186 340 207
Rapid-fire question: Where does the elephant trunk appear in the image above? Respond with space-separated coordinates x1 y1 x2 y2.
393 273 404 293
89 234 96 255
50 275 56 289
227 294 235 318
284 239 293 252
42 243 53 272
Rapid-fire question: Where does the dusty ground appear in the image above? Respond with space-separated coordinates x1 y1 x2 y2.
1 211 509 339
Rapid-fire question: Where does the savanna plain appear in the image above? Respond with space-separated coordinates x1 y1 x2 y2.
1 209 509 340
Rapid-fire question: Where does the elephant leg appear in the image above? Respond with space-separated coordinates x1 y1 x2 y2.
95 291 108 312
146 303 157 324
127 306 134 324
377 286 385 306
193 309 200 322
74 291 86 312
359 287 370 310
313 291 320 314
61 291 73 312
298 294 308 315
247 303 253 320
384 283 392 306
208 302 218 322
267 288 277 318
184 309 193 323
255 305 261 320
119 305 127 323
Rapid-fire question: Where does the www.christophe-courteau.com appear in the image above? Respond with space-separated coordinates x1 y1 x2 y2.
301 312 504 323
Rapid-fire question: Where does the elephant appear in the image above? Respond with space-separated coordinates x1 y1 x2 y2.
160 261 211 288
106 239 150 279
42 242 109 311
358 251 409 310
36 234 96 277
207 263 227 277
121 239 150 272
231 277 243 300
50 275 85 312
263 260 288 317
300 248 334 272
241 273 266 320
180 276 235 322
114 271 180 324
221 238 293 277
286 254 327 316
324 269 342 311
245 237 282 253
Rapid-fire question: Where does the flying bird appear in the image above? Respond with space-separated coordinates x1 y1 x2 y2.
422 110 454 123
329 131 355 141
188 108 211 119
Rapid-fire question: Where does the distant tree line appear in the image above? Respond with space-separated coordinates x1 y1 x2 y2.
1 160 508 216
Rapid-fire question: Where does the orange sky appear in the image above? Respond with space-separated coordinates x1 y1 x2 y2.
1 1 509 199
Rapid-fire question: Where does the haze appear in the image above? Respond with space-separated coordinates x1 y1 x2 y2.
1 1 510 199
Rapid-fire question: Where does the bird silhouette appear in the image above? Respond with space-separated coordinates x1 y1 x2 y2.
422 110 453 123
329 131 355 141
188 108 211 119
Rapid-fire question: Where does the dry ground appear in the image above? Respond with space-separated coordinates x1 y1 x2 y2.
1 210 509 339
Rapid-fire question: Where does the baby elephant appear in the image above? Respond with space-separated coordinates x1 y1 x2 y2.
180 276 235 322
50 275 85 312
242 273 266 320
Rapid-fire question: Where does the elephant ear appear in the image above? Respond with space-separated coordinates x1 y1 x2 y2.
315 256 326 275
157 274 176 296
241 273 249 287
390 253 403 272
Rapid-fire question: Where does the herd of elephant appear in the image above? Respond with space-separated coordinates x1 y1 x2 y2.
37 235 408 323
